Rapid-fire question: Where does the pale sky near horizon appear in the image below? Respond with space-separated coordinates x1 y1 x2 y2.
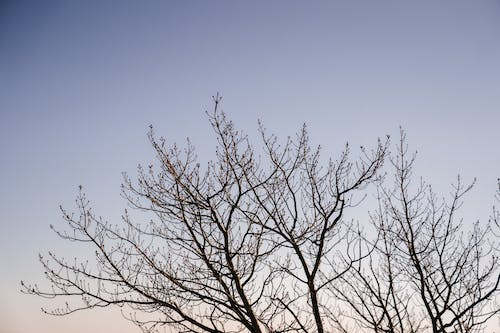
1 1 499 332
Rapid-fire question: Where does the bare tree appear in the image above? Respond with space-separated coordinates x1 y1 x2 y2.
331 131 500 333
22 95 388 333
23 99 498 333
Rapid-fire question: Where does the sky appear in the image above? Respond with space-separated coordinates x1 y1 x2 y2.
0 1 499 332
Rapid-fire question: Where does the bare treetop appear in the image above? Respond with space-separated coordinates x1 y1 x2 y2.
22 98 498 333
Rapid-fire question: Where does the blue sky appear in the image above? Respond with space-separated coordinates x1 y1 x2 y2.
1 1 499 332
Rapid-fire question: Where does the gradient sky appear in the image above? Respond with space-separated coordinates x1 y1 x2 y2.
1 1 499 332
